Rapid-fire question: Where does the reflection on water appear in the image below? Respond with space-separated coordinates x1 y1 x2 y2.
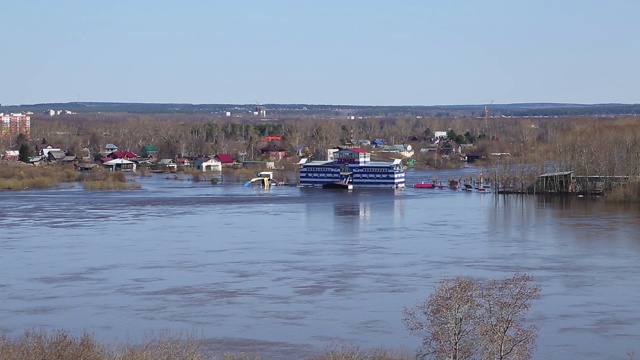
334 203 370 219
0 171 639 359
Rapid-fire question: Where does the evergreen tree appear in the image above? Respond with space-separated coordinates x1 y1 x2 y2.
464 131 476 144
16 133 27 145
19 143 33 162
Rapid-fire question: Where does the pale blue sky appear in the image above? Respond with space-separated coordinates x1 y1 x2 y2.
2 1 639 106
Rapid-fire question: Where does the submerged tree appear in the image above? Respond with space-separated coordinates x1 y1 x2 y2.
404 273 540 360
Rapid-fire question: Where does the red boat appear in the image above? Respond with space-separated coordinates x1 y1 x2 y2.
414 182 436 189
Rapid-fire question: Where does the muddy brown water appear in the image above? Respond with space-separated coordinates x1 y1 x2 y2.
1 169 639 359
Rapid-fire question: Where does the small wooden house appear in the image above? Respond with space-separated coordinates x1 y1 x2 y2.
534 171 574 193
214 153 235 166
103 158 136 172
104 144 118 153
47 150 66 163
2 150 19 161
259 144 286 160
194 157 222 172
140 145 159 158
155 159 177 172
109 151 138 160
176 158 192 167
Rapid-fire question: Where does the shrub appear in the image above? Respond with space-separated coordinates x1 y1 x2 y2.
606 182 640 203
0 329 207 360
112 171 126 183
221 353 261 360
0 329 106 360
114 332 206 360
307 344 412 360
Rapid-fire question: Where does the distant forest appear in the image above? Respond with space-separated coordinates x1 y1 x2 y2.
2 102 640 118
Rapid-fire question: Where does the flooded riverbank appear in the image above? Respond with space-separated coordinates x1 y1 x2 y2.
1 170 639 359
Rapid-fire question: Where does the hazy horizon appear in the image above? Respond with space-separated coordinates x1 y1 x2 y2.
5 100 638 108
2 1 639 106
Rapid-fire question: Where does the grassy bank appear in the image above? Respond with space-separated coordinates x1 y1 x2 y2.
0 330 205 360
79 168 141 190
0 330 412 360
0 162 75 190
0 162 140 191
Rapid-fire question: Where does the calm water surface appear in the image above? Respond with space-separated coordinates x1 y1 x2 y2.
1 169 639 359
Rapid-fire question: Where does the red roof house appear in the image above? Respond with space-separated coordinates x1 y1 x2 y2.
109 151 137 160
176 158 191 166
259 144 287 160
214 153 235 164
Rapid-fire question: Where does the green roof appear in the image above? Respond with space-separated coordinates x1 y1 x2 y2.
142 145 158 151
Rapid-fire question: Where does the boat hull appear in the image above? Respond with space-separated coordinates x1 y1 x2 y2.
300 163 405 188
322 182 353 190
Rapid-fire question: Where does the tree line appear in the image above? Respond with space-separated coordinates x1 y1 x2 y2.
2 113 639 190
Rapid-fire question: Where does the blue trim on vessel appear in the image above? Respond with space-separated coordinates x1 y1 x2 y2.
299 148 405 188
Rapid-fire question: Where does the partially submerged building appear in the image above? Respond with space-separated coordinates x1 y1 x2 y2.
530 171 631 195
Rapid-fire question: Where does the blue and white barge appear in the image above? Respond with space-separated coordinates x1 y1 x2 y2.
299 148 405 188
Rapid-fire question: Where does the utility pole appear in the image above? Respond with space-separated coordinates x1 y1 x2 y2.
484 100 494 138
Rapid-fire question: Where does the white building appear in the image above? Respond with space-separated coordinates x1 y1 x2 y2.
103 158 136 172
434 131 448 139
381 144 414 158
194 157 222 172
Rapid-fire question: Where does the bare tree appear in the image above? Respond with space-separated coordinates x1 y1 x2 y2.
478 273 541 360
404 276 481 360
404 274 540 360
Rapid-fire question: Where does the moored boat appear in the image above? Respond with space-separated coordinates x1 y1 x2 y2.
299 148 405 188
414 182 435 189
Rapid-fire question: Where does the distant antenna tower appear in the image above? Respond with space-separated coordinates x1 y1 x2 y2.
484 100 494 132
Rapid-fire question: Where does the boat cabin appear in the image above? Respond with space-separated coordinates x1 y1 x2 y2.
256 171 273 179
334 148 370 165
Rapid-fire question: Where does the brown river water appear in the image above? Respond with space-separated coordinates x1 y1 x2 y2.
1 168 639 359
